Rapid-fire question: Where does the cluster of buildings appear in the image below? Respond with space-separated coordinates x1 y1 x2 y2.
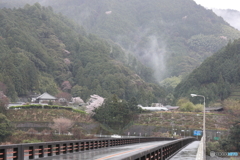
8 93 105 113
7 93 223 112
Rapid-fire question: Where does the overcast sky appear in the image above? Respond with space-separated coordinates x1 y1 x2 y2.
194 0 240 11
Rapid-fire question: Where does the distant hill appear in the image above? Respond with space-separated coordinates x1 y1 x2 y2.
213 9 240 31
1 0 240 81
33 0 240 80
174 38 240 103
0 4 166 105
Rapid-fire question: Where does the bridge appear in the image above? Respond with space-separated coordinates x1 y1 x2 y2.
0 136 204 160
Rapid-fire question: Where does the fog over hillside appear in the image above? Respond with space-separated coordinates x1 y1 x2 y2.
213 9 240 31
1 0 240 82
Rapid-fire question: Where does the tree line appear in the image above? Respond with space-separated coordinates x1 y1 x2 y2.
0 4 166 105
174 39 240 103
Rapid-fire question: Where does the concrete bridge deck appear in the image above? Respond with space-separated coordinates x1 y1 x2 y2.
170 141 200 160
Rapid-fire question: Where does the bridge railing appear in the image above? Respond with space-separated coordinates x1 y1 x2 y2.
195 136 204 160
122 137 196 160
0 137 175 160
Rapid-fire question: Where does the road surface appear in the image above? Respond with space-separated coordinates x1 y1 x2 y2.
38 141 173 160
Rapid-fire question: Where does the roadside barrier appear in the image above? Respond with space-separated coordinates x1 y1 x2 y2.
122 137 196 160
0 137 195 160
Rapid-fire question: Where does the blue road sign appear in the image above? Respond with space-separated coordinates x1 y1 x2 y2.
193 130 202 136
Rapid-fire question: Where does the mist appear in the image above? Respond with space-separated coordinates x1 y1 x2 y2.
133 35 168 82
213 9 240 31
1 0 237 83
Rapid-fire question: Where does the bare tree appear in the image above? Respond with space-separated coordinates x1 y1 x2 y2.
0 91 9 114
0 82 7 94
61 81 72 92
49 118 74 135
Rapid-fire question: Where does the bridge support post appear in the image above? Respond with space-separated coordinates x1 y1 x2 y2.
29 146 35 159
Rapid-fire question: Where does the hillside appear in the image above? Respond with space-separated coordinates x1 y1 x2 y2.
0 4 166 105
7 109 235 132
33 0 240 80
174 38 240 103
6 109 91 123
1 0 240 81
135 111 236 131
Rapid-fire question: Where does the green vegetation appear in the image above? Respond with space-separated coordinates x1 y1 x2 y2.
10 104 72 110
206 141 222 155
1 0 240 82
0 113 13 142
0 2 239 152
175 39 240 103
229 86 240 99
72 108 86 114
220 122 240 152
0 96 12 142
160 76 182 93
176 98 203 112
25 0 240 79
6 109 90 123
0 4 166 104
22 139 42 143
92 95 141 133
205 99 240 154
136 111 233 131
206 120 240 155
9 104 86 114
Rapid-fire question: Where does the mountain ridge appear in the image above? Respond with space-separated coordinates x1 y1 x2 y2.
0 4 166 105
174 38 240 103
35 0 240 80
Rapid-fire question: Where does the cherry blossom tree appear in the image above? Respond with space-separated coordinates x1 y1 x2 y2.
61 81 72 92
72 97 84 104
49 118 74 135
55 92 72 102
85 94 104 113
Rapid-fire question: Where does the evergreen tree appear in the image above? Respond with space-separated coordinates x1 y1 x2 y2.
217 73 230 101
221 122 240 152
92 95 136 133
0 113 12 142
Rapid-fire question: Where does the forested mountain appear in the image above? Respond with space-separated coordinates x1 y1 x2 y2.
3 0 238 81
1 0 240 104
0 4 166 104
1 0 240 81
174 38 240 103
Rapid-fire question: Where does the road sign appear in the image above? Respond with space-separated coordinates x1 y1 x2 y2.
214 137 220 140
193 130 202 136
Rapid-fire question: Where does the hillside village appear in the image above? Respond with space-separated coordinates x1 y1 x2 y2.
8 92 105 114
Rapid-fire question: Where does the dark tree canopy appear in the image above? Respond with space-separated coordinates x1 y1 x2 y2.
174 39 240 103
92 95 141 133
0 4 166 103
0 113 12 142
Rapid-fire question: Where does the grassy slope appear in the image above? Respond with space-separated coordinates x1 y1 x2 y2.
6 109 93 123
7 109 236 131
136 111 236 131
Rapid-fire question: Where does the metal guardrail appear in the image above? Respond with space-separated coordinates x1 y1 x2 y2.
0 137 175 160
122 137 196 160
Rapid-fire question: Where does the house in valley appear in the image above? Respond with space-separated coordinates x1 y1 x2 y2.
32 92 57 103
